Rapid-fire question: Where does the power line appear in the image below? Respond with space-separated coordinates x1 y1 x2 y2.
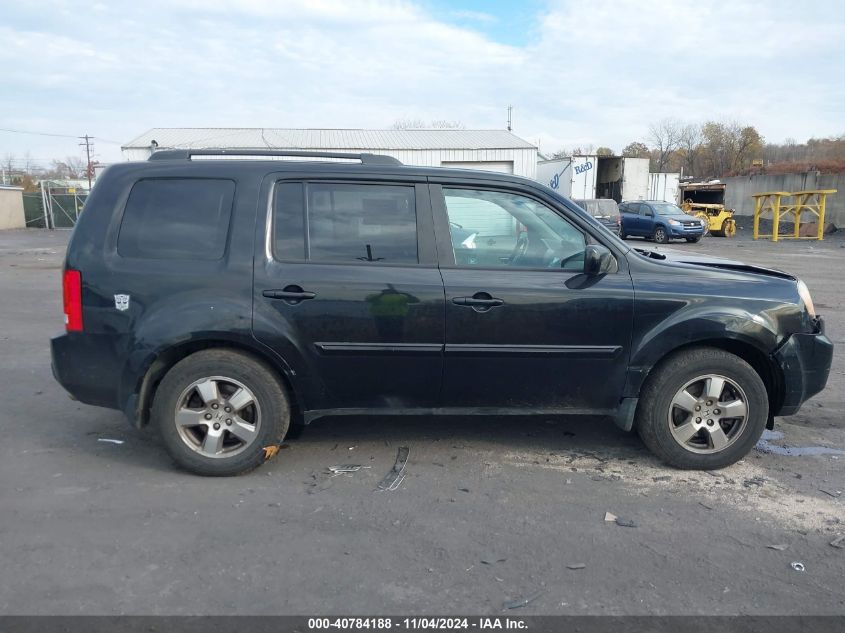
0 127 122 144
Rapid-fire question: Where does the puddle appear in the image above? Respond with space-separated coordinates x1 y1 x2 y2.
755 430 845 456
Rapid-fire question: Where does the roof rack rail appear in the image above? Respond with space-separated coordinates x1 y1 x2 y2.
148 148 403 165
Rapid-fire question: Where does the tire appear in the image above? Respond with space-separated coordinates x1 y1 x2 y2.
153 349 290 476
618 229 626 240
635 347 768 470
653 226 669 244
686 236 701 243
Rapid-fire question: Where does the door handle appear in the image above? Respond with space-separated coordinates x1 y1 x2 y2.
451 292 504 312
452 297 504 307
262 286 316 303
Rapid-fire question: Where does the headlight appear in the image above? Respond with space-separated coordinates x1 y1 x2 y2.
668 219 680 226
797 279 816 317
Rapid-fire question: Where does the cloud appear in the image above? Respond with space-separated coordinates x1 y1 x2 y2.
0 0 843 164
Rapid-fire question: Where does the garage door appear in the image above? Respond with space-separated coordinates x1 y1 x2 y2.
441 161 514 174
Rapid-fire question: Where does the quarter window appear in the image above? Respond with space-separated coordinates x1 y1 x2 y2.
118 178 234 260
443 188 586 270
274 182 418 264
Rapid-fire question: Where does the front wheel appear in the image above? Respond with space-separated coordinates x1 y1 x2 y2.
653 226 669 244
636 347 768 469
153 349 290 476
686 236 701 243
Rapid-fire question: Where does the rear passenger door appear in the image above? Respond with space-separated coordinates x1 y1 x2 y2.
252 174 445 412
622 202 641 235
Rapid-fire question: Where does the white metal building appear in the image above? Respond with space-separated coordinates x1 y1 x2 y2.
122 128 538 179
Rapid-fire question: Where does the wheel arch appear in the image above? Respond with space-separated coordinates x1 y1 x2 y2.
634 338 784 430
126 337 303 429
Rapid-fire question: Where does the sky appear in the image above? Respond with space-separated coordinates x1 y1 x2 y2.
1 0 843 168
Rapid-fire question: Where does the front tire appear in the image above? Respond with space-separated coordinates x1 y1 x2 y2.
653 226 669 244
686 236 701 243
635 347 768 469
153 349 290 476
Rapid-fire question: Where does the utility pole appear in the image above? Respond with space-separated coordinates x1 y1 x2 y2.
507 105 513 132
79 134 93 189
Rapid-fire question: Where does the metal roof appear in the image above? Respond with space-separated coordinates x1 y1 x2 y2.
123 128 536 151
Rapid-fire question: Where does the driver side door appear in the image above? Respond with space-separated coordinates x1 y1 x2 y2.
431 183 634 412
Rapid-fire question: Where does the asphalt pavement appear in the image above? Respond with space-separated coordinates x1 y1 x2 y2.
0 225 843 615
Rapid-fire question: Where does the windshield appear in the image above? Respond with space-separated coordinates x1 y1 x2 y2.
651 202 685 216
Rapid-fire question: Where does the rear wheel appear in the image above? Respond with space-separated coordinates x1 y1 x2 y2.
636 347 768 469
153 349 290 476
653 226 669 244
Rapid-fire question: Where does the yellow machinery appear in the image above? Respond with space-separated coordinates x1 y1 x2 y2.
752 189 837 241
681 200 736 237
678 181 736 237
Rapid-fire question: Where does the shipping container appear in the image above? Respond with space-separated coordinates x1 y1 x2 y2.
536 156 597 199
647 172 681 203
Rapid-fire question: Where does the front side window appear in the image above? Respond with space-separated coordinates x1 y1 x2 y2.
443 188 586 271
118 178 235 260
274 182 418 264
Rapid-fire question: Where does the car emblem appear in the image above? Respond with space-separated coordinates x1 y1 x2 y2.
114 294 130 311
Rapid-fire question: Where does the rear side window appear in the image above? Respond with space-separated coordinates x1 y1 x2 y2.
118 178 235 260
274 182 418 264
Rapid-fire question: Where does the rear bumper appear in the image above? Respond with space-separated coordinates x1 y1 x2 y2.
51 333 124 410
773 317 833 416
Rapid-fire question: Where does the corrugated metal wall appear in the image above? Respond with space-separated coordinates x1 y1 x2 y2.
123 147 537 179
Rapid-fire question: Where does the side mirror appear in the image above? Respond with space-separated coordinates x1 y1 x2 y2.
584 244 615 276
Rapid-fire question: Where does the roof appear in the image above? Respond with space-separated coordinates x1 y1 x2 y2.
123 128 536 151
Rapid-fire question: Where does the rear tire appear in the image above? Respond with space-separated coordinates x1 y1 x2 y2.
153 349 290 476
636 347 768 469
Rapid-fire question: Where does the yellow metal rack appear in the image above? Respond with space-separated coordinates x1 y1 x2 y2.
752 189 837 241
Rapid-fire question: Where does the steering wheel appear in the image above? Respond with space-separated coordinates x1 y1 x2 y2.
508 233 529 265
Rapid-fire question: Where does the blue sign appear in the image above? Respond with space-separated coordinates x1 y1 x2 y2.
574 161 593 175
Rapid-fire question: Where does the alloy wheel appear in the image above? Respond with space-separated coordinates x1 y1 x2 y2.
174 376 262 458
667 374 749 454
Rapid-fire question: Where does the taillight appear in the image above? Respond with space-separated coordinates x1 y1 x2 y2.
616 216 621 225
63 269 83 332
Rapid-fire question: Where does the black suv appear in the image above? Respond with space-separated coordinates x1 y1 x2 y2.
51 150 832 475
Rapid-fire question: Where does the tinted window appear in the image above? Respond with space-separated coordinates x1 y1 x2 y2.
274 182 418 264
443 188 586 271
118 178 234 260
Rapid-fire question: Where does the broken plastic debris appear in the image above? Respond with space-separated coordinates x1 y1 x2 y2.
327 464 369 476
566 563 586 570
829 536 845 549
767 544 789 551
615 517 637 528
503 590 545 610
377 446 409 491
790 562 805 572
263 445 280 460
97 438 124 445
604 512 617 522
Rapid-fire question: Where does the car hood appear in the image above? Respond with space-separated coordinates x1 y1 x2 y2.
666 214 703 223
633 247 796 280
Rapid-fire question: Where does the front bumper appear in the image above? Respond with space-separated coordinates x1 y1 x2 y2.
668 224 705 237
773 317 833 416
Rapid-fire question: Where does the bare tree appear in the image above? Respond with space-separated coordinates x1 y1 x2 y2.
391 118 464 130
1 153 13 184
679 123 702 176
50 156 86 180
648 118 683 172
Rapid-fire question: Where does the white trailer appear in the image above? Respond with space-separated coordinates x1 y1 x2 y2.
536 156 597 199
537 155 649 203
648 173 681 203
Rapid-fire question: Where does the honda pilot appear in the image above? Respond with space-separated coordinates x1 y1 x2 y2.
51 150 832 475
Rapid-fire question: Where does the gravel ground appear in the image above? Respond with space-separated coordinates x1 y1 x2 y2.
0 227 842 616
